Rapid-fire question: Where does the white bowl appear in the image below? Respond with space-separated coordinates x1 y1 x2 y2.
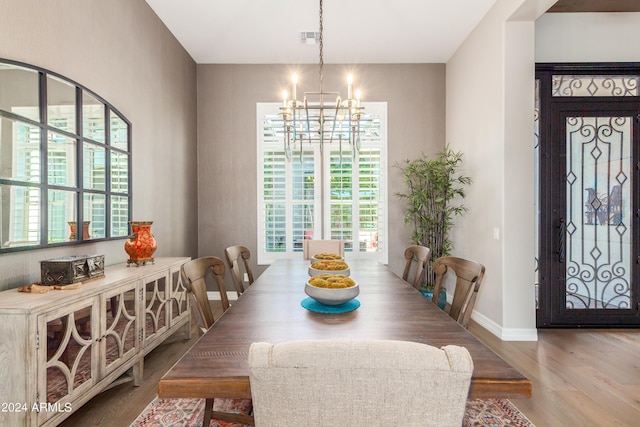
308 265 350 277
310 254 344 263
309 260 350 277
305 279 359 305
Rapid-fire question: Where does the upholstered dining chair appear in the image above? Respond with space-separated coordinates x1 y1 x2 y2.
224 245 254 296
248 339 473 427
402 245 431 291
302 239 345 260
180 257 254 426
432 256 486 329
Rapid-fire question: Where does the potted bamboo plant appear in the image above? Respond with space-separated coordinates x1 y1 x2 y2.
395 145 471 304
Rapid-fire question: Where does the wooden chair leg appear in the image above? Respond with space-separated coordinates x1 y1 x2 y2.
203 398 254 426
202 398 213 427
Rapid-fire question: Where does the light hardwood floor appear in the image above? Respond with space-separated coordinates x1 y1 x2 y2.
59 310 640 427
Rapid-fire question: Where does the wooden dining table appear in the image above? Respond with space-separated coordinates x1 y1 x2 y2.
159 258 532 400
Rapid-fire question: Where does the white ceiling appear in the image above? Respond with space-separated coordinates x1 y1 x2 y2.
144 0 499 64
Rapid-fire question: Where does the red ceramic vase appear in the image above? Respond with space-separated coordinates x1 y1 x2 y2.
124 221 157 266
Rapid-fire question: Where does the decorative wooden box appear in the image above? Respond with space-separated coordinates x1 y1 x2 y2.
40 254 105 285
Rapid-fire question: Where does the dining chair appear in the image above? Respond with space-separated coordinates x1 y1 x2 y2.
180 257 254 426
432 256 486 329
224 245 255 296
302 239 345 259
248 339 473 426
402 245 431 291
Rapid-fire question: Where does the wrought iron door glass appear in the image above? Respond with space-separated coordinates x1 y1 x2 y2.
565 116 631 309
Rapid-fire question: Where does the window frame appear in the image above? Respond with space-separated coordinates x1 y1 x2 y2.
256 102 388 265
0 58 132 253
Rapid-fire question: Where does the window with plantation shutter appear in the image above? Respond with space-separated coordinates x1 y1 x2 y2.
257 102 387 264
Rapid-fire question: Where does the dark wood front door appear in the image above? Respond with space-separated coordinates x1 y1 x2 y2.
537 64 640 327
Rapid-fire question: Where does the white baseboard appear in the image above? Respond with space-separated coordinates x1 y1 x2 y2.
472 311 538 341
207 291 239 301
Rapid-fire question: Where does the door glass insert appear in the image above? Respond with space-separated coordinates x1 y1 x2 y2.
553 75 640 97
565 116 632 309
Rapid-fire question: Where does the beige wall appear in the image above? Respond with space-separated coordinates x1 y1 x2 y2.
0 0 198 290
446 0 555 340
196 63 446 278
536 12 640 62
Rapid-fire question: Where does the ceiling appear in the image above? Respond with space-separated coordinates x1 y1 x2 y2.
144 0 498 64
144 0 640 65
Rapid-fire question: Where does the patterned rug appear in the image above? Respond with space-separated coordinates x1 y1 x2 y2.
131 397 535 426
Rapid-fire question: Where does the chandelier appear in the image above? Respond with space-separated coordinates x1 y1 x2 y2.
279 0 364 160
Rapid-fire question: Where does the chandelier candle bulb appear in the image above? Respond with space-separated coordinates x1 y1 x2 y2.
347 74 353 99
282 90 288 107
291 73 298 100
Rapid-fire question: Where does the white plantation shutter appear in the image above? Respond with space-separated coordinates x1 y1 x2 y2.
257 103 387 264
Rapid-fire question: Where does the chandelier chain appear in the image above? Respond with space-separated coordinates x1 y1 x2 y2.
319 0 324 96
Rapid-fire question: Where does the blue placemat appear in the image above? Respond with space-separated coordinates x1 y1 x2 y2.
301 297 360 313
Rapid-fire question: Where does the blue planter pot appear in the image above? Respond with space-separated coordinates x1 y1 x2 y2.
420 289 447 309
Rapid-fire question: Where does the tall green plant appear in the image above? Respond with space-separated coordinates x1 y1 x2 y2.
395 145 471 287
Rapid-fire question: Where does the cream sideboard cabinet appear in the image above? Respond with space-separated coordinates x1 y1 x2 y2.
0 257 190 426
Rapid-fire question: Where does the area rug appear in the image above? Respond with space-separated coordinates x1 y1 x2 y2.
131 397 535 427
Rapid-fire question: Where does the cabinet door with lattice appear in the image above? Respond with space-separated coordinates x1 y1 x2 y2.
101 281 139 378
37 297 99 425
169 265 189 328
141 271 169 346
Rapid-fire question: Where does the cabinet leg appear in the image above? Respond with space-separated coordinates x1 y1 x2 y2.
183 319 192 340
133 358 144 386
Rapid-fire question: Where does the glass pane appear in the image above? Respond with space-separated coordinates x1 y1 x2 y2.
46 307 93 404
83 90 105 142
47 131 76 186
358 147 381 253
1 184 40 248
105 289 136 368
330 151 353 251
110 111 128 150
84 193 106 239
111 195 129 237
553 75 640 97
48 189 76 243
171 269 188 320
145 276 167 339
292 203 314 251
0 63 40 122
47 75 76 133
565 116 632 309
0 117 41 182
83 142 105 190
264 203 286 252
111 151 128 192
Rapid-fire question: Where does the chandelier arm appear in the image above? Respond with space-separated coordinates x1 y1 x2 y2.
328 106 340 145
304 99 313 146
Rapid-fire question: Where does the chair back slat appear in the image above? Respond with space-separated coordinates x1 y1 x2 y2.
225 245 254 295
402 245 431 290
432 256 485 328
180 256 229 332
